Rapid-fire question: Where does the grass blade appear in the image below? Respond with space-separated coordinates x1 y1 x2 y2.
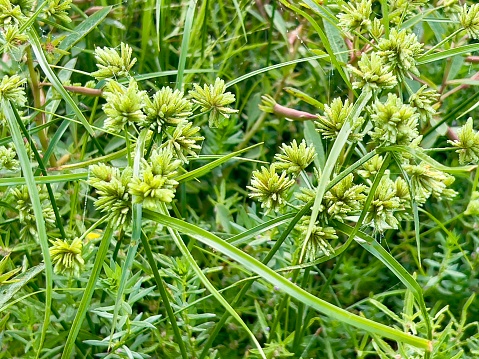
176 0 197 89
3 100 53 357
143 209 433 351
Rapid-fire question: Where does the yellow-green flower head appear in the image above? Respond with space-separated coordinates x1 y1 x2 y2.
247 165 295 214
348 52 398 90
370 18 384 39
337 0 372 33
103 79 147 133
189 78 239 128
460 4 479 39
388 0 428 24
465 191 479 216
377 28 423 77
273 139 315 175
142 87 193 132
409 85 439 123
0 24 29 53
49 237 84 277
0 145 19 171
164 121 204 163
128 148 180 209
149 147 182 178
42 0 72 24
369 93 419 146
365 175 403 232
296 216 337 261
403 162 457 204
324 173 367 220
0 74 27 106
92 42 137 80
129 167 178 208
448 118 479 164
10 185 55 240
315 97 364 141
357 155 385 180
88 164 133 228
0 0 26 25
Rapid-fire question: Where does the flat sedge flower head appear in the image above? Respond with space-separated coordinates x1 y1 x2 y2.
142 87 192 132
128 148 180 209
10 185 55 240
315 97 363 141
348 52 398 90
164 121 204 163
42 0 72 23
49 237 84 277
0 24 28 53
88 164 133 228
0 145 19 171
149 147 182 178
92 42 137 80
273 139 315 175
409 85 439 123
448 117 479 164
365 175 402 232
394 176 412 221
337 0 372 33
247 165 295 214
370 18 384 39
189 78 238 128
403 162 457 204
388 0 428 24
0 0 26 25
460 4 479 39
103 79 147 133
369 93 419 146
0 74 27 106
129 167 178 208
324 174 367 220
357 155 385 180
377 28 423 77
465 191 479 216
296 216 337 260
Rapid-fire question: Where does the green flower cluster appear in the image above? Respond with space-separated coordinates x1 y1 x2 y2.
403 162 457 204
88 164 133 228
315 97 364 141
49 237 84 277
10 185 56 241
377 28 423 77
0 145 19 171
368 93 420 147
348 52 398 90
129 148 181 209
247 165 295 214
89 148 182 223
448 118 479 164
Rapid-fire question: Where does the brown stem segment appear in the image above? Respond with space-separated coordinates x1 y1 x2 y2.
26 47 57 167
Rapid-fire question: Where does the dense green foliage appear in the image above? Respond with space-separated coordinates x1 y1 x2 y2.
1 0 479 358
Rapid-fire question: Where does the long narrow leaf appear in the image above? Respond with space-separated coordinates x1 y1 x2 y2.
3 100 53 357
143 209 432 351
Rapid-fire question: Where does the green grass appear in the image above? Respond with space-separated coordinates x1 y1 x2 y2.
1 1 479 358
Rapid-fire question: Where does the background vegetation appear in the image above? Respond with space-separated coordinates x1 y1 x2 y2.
1 0 479 358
